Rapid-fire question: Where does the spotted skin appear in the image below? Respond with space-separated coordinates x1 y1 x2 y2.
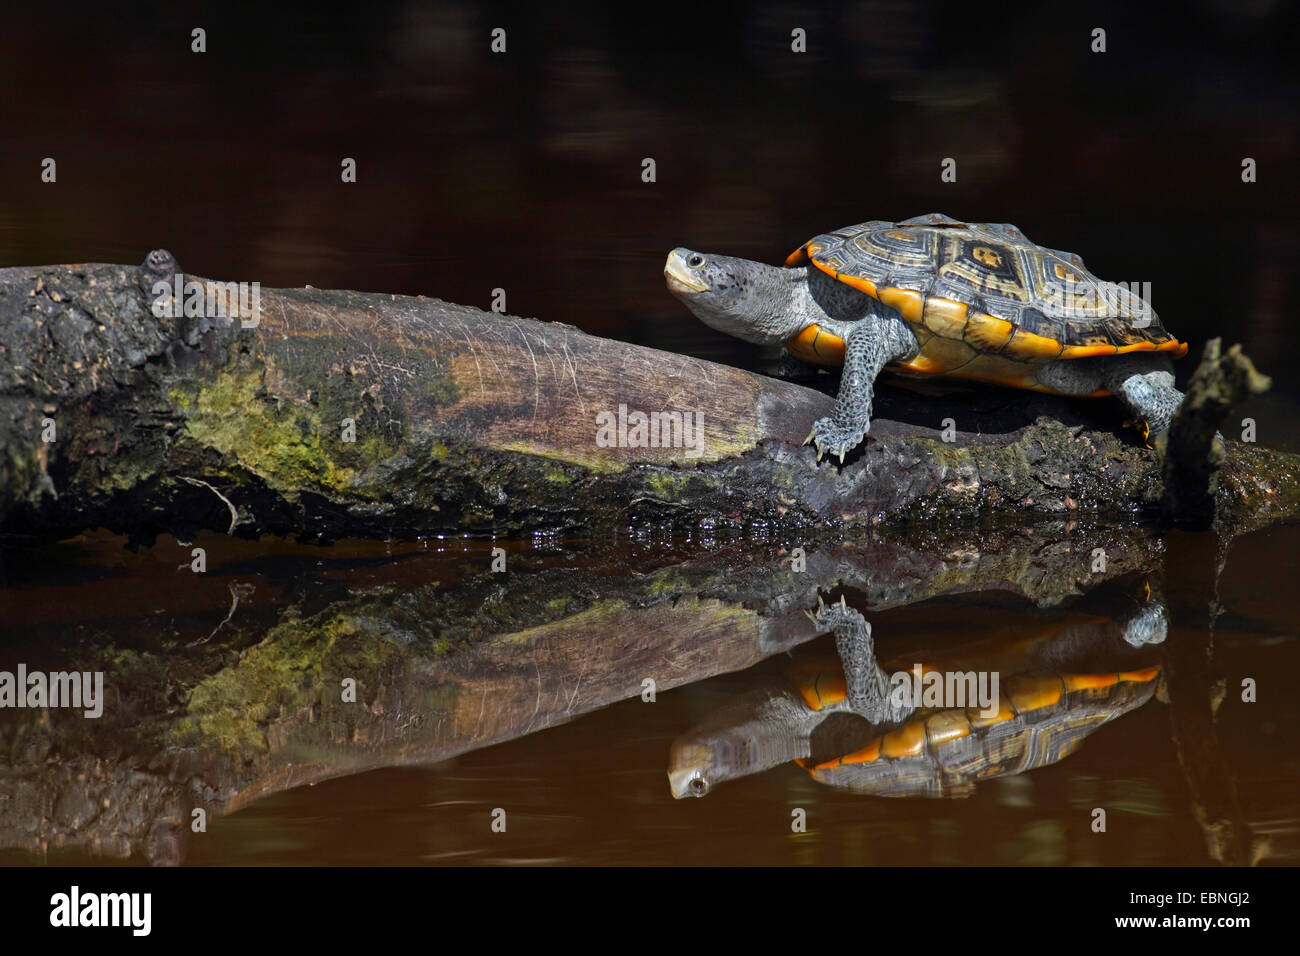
1035 353 1184 435
1105 359 1184 436
811 598 915 724
665 215 1189 462
804 311 917 462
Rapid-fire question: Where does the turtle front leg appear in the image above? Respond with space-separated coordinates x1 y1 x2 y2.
809 597 914 724
805 315 917 462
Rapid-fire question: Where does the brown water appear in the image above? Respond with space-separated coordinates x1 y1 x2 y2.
1 519 1296 866
1 2 1297 866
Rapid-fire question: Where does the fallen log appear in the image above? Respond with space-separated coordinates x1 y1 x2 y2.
1 254 1295 541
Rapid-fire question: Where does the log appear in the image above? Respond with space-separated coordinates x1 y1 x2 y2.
1 255 1296 541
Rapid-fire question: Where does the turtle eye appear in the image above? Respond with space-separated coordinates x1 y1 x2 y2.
687 253 706 269
689 775 709 796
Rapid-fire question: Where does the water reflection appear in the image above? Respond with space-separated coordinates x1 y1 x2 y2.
670 588 1164 799
0 521 1295 865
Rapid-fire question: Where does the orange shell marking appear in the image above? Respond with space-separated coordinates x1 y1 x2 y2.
794 669 848 711
816 738 880 770
925 711 973 745
804 665 1161 776
880 720 927 758
804 254 1188 364
810 257 877 298
1007 675 1066 713
1116 667 1160 684
784 323 846 366
967 700 1016 729
1059 339 1188 360
1061 673 1120 692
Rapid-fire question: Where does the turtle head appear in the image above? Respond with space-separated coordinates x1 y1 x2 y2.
664 247 806 344
667 741 717 799
667 683 815 799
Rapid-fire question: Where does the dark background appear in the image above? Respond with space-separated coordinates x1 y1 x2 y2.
1 0 1296 392
0 2 1297 870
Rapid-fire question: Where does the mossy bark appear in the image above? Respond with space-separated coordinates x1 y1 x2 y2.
2 259 1296 542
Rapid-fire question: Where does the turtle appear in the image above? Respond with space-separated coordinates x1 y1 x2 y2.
664 213 1188 461
668 595 1166 799
796 660 1160 798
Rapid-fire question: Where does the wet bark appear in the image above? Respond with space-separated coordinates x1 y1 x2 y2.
2 258 1296 542
1160 339 1273 530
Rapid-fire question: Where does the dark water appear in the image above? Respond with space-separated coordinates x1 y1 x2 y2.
1 2 1297 390
1 520 1297 866
1 2 1298 866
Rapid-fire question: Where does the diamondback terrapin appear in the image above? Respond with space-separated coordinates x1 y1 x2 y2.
796 660 1160 798
665 213 1187 461
668 597 1166 799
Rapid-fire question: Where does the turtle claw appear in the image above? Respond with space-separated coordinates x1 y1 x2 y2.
807 417 864 464
810 593 867 639
1123 418 1153 448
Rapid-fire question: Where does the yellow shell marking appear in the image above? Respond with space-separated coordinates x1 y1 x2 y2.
1116 667 1160 684
784 323 846 365
804 665 1160 777
794 668 848 711
1061 673 1120 692
880 719 928 758
1007 675 1066 714
797 242 1188 388
925 710 973 746
819 738 880 769
966 700 1016 729
921 296 970 338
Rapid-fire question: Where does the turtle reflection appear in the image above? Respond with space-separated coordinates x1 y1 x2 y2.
669 591 1166 799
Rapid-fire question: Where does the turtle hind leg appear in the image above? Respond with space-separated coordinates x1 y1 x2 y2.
1103 354 1184 437
807 313 917 462
1118 599 1169 648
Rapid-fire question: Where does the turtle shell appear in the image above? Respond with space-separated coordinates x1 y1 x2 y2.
784 214 1187 389
800 668 1160 797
